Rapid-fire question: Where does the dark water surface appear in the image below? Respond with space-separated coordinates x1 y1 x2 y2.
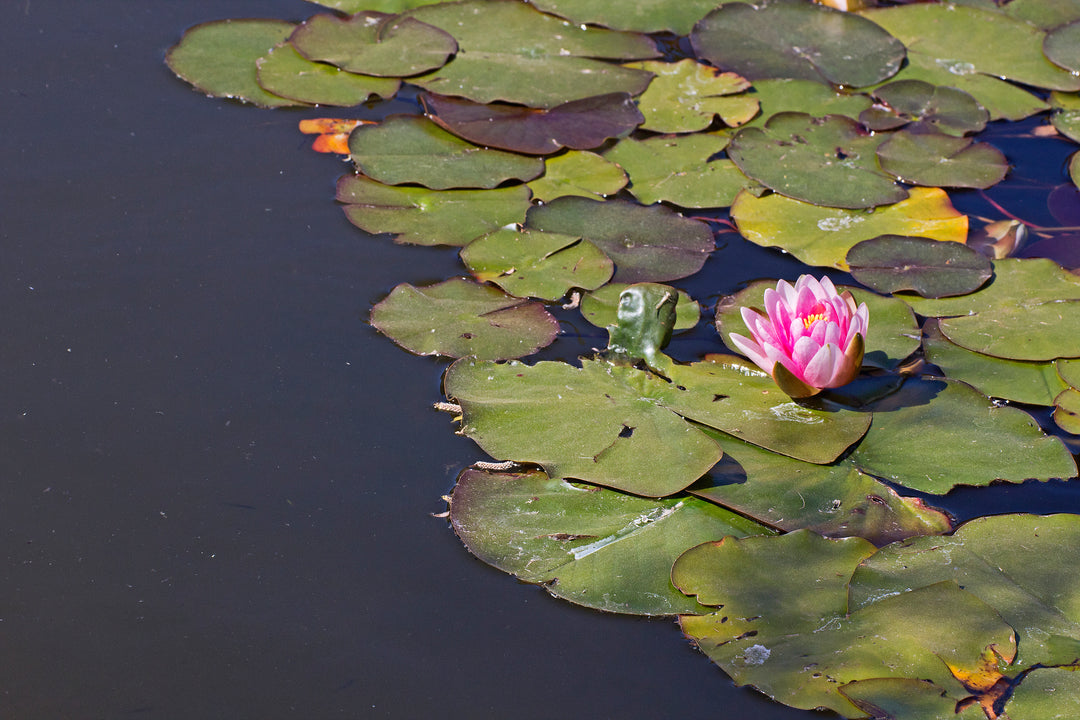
4 2 1079 719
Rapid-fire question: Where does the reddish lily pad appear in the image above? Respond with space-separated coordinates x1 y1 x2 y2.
845 235 992 298
423 92 642 155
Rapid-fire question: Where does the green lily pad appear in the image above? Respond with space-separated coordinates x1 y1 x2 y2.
1005 0 1080 29
304 0 444 12
406 0 657 108
526 197 714 283
1046 20 1080 73
849 377 1077 494
1055 106 1080 145
348 115 544 189
845 235 992 298
863 3 1080 92
903 258 1080 362
166 19 303 108
579 283 700 331
728 113 906 209
876 129 1009 190
730 186 968 270
861 79 988 137
526 151 628 203
923 319 1069 406
1073 151 1080 191
460 228 613 301
1005 667 1080 719
623 60 756 134
691 1 905 88
715 280 920 372
289 11 457 77
443 357 724 497
336 175 531 246
603 133 750 208
743 78 874 129
691 431 951 546
850 513 1080 668
1055 387 1080 434
448 466 771 615
674 532 1015 717
528 0 731 34
370 278 559 360
424 92 642 155
255 44 400 106
838 678 987 720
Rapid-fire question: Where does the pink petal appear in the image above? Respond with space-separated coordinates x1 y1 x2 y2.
729 332 771 372
800 341 841 388
790 336 823 376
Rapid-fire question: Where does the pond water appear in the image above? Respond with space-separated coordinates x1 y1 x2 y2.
3 1 1079 718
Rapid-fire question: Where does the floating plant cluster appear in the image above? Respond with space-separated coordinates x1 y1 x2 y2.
168 1 1080 717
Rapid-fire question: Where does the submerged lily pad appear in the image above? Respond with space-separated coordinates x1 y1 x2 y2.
728 113 906 209
449 466 770 615
876 129 1009 190
336 175 531 246
849 377 1077 494
460 228 613 301
255 44 400 106
730 186 968 270
349 115 544 189
289 11 457 77
526 197 714 283
845 235 992 298
423 92 642 155
166 19 303 108
624 60 756 134
526 151 628 202
691 2 905 88
370 278 559 360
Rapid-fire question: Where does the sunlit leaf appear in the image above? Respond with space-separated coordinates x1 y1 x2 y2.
849 377 1077 494
691 431 951 546
1045 20 1080 73
1005 667 1080 719
449 466 771 615
526 197 714 283
336 174 531 246
730 186 968 270
861 79 988 137
423 92 642 155
166 19 304 108
728 113 906 209
876 129 1009 190
580 283 700 332
743 78 874 129
851 513 1080 668
845 235 992 298
528 0 730 34
255 44 400 106
923 319 1069 406
623 60 756 134
526 151 628 203
603 133 751 208
691 2 905 88
460 228 613 301
406 0 658 108
443 357 724 497
370 278 559 360
348 116 544 189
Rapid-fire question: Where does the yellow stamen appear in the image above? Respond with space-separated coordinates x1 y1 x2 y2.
802 312 826 330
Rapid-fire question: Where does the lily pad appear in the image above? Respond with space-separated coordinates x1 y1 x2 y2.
255 44 400 106
1073 152 1080 191
730 186 968 270
603 133 751 208
743 79 874 129
443 357 723 497
370 278 559 360
691 431 951 546
423 92 642 155
850 513 1080 668
528 0 730 34
304 0 444 12
166 19 303 108
1005 667 1080 719
406 0 658 108
348 115 544 189
623 60 756 134
923 319 1069 406
861 79 989 137
845 235 992 298
448 466 771 615
727 113 906 209
526 197 715 283
849 377 1077 494
1046 20 1080 73
876 129 1009 190
289 11 457 77
580 283 700 332
838 678 987 720
690 1 905 88
336 174 531 246
526 151 628 203
460 228 613 301
1055 388 1080 435
1005 0 1080 29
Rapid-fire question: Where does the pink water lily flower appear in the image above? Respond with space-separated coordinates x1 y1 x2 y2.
729 275 868 398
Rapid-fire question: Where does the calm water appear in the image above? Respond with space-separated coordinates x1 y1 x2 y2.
2 2 1077 718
